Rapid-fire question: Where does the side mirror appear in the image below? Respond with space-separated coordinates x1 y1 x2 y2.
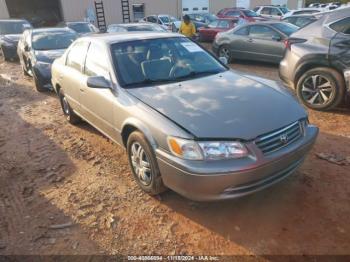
272 35 282 41
219 56 228 65
87 76 111 89
278 12 282 16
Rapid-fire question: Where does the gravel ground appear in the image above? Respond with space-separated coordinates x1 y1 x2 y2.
0 53 350 256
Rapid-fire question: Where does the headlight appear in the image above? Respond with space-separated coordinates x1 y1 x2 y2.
167 136 249 161
199 141 248 160
167 137 203 160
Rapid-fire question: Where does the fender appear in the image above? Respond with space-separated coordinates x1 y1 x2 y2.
121 117 157 149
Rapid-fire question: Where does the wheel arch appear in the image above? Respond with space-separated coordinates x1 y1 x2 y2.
293 56 343 87
121 118 157 149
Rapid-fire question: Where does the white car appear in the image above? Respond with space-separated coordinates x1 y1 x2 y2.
282 8 322 19
140 14 179 31
254 5 289 20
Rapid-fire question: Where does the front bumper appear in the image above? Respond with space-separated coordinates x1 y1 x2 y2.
33 64 53 90
156 125 318 201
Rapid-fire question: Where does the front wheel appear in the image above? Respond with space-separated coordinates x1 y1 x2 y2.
218 45 232 63
127 131 167 196
296 67 345 111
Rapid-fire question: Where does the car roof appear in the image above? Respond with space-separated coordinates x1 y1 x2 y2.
0 19 30 23
66 21 91 24
110 23 158 27
284 14 317 18
81 32 183 45
30 27 76 34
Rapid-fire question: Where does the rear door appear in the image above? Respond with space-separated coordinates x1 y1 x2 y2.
329 17 350 70
80 42 117 140
60 41 90 112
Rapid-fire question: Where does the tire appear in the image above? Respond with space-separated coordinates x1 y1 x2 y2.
33 73 47 92
127 131 167 196
218 45 232 63
296 67 345 111
0 47 8 62
59 90 81 125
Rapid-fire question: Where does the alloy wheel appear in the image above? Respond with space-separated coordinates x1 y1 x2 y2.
62 96 70 115
130 142 152 186
219 47 230 60
301 74 335 106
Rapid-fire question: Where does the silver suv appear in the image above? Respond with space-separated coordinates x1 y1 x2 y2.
279 8 350 111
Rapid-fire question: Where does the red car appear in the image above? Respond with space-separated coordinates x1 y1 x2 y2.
217 8 267 22
198 18 238 42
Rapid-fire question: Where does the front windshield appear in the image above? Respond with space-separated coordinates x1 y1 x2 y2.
242 10 259 17
280 7 289 14
271 23 299 36
32 31 77 51
0 21 31 35
68 23 95 33
111 37 227 88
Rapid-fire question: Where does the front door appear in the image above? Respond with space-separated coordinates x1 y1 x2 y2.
79 42 117 140
245 25 285 63
61 41 90 112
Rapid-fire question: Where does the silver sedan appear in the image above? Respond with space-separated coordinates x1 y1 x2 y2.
51 32 318 201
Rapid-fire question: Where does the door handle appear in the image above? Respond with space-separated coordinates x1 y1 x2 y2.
246 38 253 42
79 88 85 92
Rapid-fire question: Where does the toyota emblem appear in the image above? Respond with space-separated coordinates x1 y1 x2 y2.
280 134 289 144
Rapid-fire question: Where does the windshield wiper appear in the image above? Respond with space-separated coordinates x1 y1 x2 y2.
173 70 222 81
123 78 177 88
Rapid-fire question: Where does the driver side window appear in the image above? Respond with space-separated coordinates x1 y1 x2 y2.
249 25 279 39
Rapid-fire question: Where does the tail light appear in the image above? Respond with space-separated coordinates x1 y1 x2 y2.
284 38 306 49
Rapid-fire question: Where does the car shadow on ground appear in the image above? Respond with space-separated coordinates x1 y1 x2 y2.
159 131 350 255
0 77 101 255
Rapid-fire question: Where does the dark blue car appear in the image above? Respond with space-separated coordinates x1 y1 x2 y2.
17 28 77 92
0 19 32 61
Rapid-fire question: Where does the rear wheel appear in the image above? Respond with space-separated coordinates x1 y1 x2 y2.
127 131 167 196
296 67 345 111
59 91 81 125
218 45 232 63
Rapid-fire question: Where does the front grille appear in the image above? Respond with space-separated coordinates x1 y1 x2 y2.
255 121 302 155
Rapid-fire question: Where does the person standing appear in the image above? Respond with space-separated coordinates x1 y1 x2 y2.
179 15 196 38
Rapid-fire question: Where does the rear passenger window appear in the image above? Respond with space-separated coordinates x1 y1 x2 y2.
85 43 110 79
66 41 89 72
226 11 241 17
261 7 271 15
234 27 249 35
330 17 350 35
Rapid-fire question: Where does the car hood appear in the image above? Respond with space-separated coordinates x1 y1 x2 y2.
127 71 307 140
34 49 66 64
